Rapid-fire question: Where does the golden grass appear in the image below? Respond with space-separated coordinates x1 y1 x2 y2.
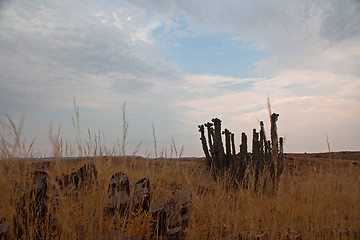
0 154 359 239
1 113 359 239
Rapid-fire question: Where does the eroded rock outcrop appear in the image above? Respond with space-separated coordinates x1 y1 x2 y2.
105 172 130 216
133 178 151 213
57 162 98 191
14 171 50 239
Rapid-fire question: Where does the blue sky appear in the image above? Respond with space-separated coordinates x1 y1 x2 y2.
158 31 265 77
0 0 359 157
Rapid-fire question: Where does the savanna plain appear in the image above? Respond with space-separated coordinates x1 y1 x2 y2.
0 116 359 239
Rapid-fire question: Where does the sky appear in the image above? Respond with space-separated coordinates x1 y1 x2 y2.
0 0 359 157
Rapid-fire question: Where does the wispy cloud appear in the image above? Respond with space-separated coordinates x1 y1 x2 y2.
0 0 359 156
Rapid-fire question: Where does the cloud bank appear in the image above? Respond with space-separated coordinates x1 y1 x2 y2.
0 0 359 156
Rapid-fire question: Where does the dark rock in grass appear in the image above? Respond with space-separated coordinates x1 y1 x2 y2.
108 172 130 194
165 189 192 229
106 193 130 215
105 172 130 216
57 161 97 190
176 190 191 222
30 171 48 193
133 178 151 213
150 207 167 237
31 170 48 182
0 219 9 240
14 171 49 239
70 161 97 188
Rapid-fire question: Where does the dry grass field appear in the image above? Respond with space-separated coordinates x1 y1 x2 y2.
1 151 360 239
0 110 359 239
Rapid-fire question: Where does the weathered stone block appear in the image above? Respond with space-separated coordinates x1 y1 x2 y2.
14 171 49 239
106 172 130 216
133 178 151 213
57 161 97 190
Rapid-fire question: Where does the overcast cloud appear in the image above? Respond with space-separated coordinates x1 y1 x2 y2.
0 0 359 156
